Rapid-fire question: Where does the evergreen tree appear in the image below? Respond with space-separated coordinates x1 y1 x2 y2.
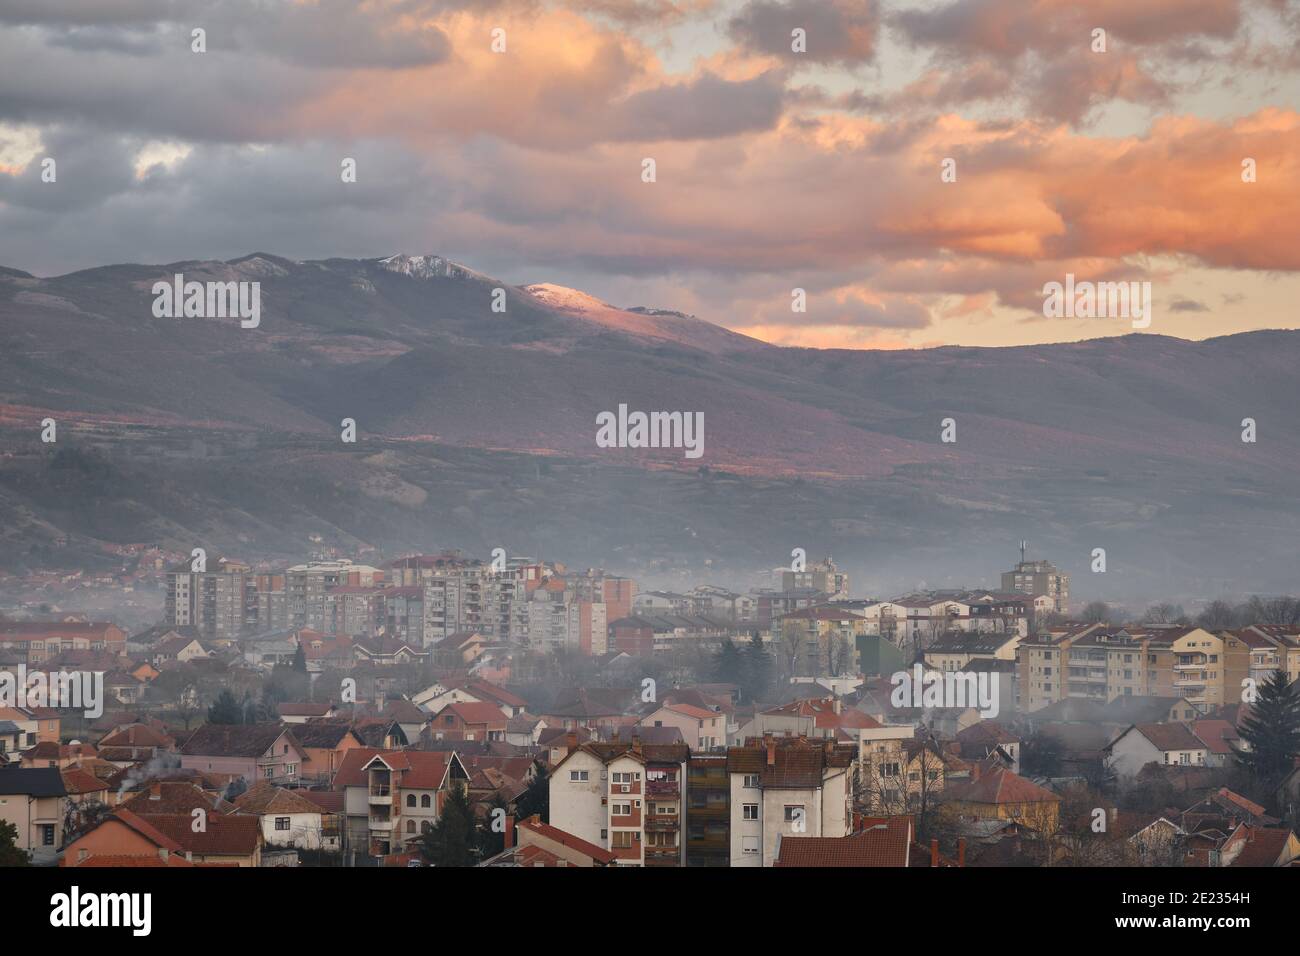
711 639 744 686
479 794 511 858
417 784 478 866
514 763 550 824
741 631 773 703
292 644 307 674
0 820 28 867
207 688 243 725
1237 669 1300 786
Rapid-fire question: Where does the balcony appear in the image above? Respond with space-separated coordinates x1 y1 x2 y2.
369 817 394 831
646 780 680 797
646 815 679 832
1174 659 1207 671
369 786 392 804
644 846 680 864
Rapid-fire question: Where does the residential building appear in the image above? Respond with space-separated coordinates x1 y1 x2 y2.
726 736 856 867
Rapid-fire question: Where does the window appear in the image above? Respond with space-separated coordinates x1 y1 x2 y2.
421 794 432 808
264 766 275 778
41 825 55 846
275 817 290 831
407 794 417 807
743 774 759 788
784 805 804 822
741 836 759 854
612 831 635 848
407 820 417 834
570 770 589 781
742 803 759 820
612 802 631 816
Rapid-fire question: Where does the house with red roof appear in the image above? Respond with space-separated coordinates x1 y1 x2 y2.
481 814 616 867
332 747 471 857
940 766 1061 833
63 806 263 867
640 701 726 750
427 700 509 742
774 816 915 867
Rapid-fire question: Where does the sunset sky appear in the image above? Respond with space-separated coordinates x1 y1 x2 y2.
1 0 1298 348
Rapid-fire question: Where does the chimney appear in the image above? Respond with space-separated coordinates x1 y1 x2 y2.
149 782 161 800
565 731 578 754
631 734 642 756
930 839 939 867
957 837 966 868
970 763 981 782
766 736 776 767
503 814 515 850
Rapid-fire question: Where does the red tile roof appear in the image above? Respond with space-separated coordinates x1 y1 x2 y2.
517 815 615 864
946 767 1060 805
774 818 912 867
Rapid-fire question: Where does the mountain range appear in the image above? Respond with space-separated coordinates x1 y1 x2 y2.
2 252 1299 605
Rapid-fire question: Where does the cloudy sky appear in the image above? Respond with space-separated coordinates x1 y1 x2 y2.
1 0 1298 347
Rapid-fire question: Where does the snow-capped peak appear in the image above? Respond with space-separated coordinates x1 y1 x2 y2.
522 283 612 312
377 254 490 281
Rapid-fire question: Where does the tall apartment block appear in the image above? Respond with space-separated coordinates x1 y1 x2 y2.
1001 554 1069 614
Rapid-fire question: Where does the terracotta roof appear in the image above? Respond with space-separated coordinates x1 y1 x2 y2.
142 812 262 856
334 748 462 790
109 808 184 853
98 723 174 749
120 782 222 816
1228 827 1296 867
61 767 110 795
517 815 615 864
233 781 322 815
774 818 912 867
945 767 1060 805
1191 720 1240 755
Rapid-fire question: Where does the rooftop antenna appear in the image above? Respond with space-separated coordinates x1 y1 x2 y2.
1019 540 1027 563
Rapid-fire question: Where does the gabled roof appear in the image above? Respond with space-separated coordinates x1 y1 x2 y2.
334 748 466 790
945 767 1060 806
1228 826 1297 867
726 740 856 789
1191 720 1240 755
517 815 615 865
233 781 322 815
180 723 299 758
1115 722 1206 753
434 701 508 725
142 812 261 856
774 818 912 867
98 723 174 749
